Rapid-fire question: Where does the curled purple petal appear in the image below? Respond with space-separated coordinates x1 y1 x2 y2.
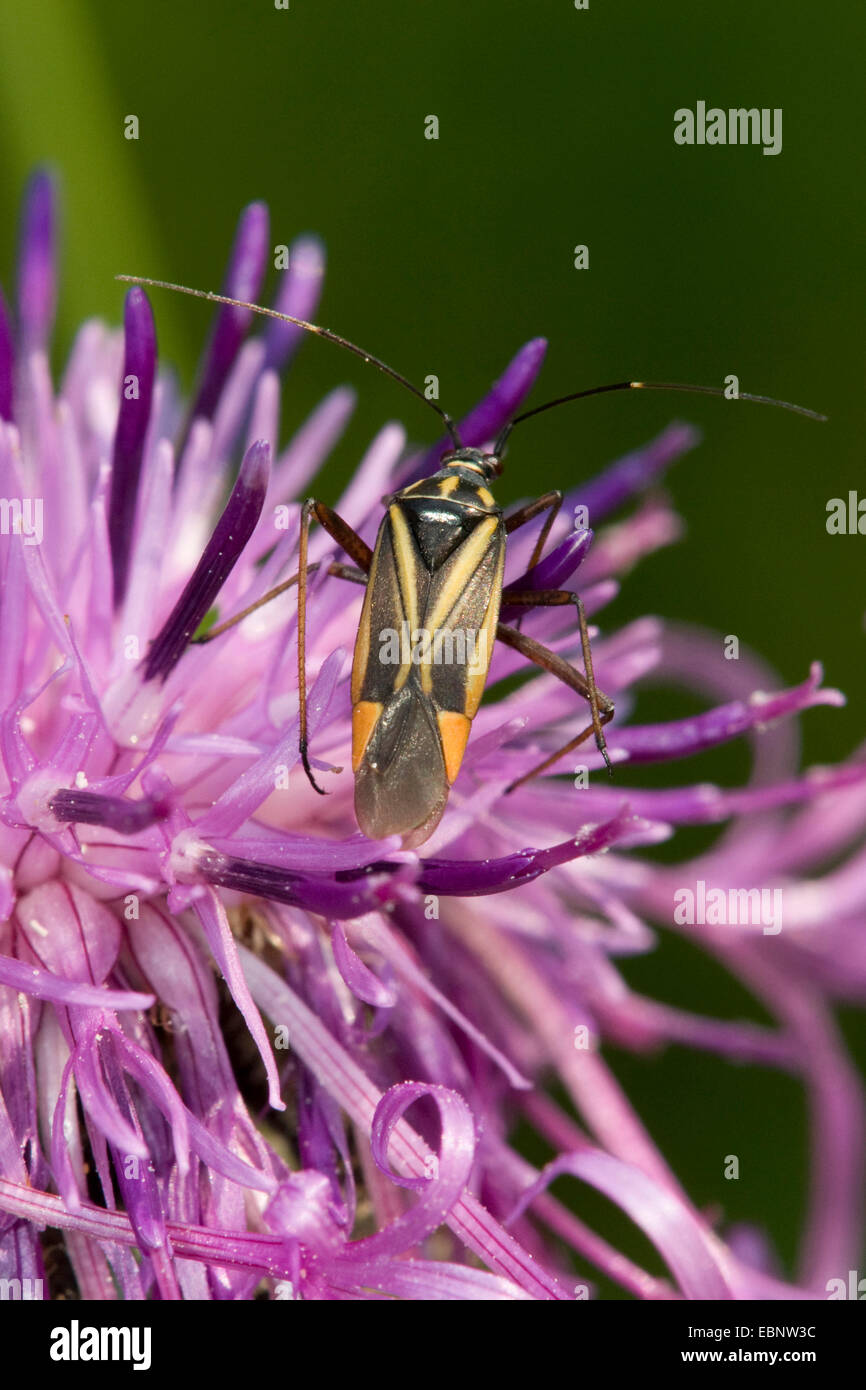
347 1083 476 1258
510 1150 737 1299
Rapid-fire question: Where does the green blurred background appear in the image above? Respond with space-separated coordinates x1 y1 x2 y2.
0 0 862 1292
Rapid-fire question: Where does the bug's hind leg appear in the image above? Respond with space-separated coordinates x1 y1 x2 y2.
496 587 614 789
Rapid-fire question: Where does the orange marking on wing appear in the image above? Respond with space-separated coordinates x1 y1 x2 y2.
352 700 383 772
437 710 471 784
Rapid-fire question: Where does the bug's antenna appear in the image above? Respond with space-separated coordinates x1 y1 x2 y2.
493 380 827 454
116 274 463 448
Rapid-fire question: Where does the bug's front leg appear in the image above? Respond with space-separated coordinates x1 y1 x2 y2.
190 499 369 793
504 489 564 567
496 586 614 788
503 491 569 631
297 499 372 794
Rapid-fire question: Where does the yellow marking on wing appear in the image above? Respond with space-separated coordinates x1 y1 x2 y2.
437 710 472 784
419 643 434 694
350 542 380 705
464 541 506 718
388 505 420 692
352 700 383 771
388 505 420 630
423 515 500 636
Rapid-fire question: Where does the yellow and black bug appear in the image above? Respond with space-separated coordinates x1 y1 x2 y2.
305 447 610 848
118 274 825 848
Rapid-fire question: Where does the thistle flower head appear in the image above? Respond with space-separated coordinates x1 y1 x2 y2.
0 172 863 1300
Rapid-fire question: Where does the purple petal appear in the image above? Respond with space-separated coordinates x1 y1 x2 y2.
190 890 284 1113
502 528 594 614
359 913 531 1088
571 422 699 523
69 1038 149 1160
194 649 344 836
334 1258 532 1300
16 880 120 987
143 439 270 681
510 1150 737 1299
332 925 397 1007
108 288 157 604
610 664 843 764
401 338 548 483
0 289 14 420
263 236 326 373
239 947 566 1298
193 848 391 919
17 170 57 349
343 1083 476 1258
49 788 170 834
0 953 153 1011
190 201 269 421
459 338 548 448
417 812 642 895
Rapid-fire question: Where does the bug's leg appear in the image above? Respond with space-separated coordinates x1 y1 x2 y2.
496 590 614 789
192 499 369 792
503 489 563 569
193 563 322 642
194 556 368 645
297 500 372 794
503 491 565 631
326 562 368 585
305 501 374 573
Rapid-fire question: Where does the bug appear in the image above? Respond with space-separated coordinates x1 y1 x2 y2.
118 273 825 848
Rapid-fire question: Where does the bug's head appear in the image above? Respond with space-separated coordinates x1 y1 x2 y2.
440 446 503 479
